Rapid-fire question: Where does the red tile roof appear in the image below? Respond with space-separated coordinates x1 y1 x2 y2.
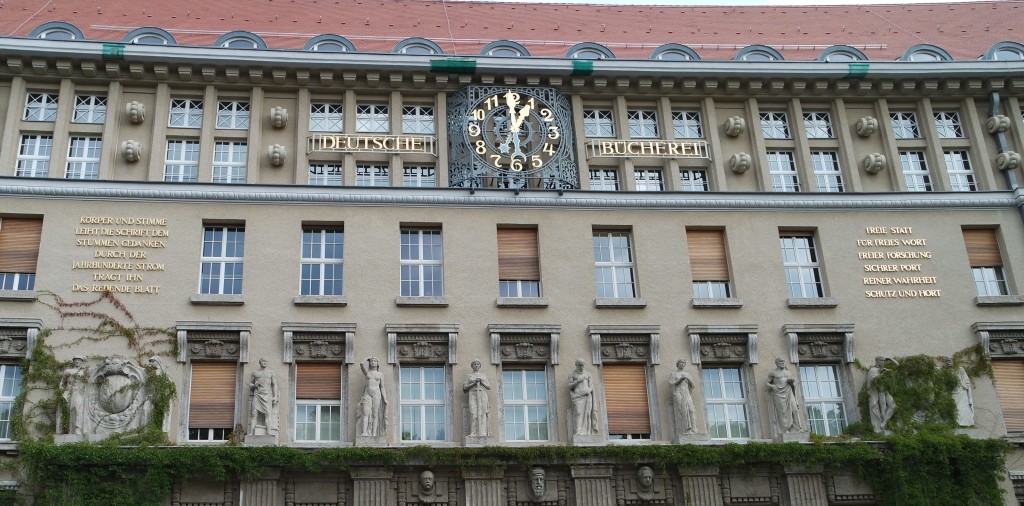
1 0 1021 60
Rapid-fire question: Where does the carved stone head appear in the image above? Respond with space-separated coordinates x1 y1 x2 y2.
637 466 655 491
529 466 546 500
420 469 435 494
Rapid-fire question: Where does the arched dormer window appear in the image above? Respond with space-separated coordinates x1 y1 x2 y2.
124 27 176 45
214 31 267 49
566 42 614 60
393 38 443 55
736 45 784 61
305 34 356 52
650 43 700 61
30 22 84 41
481 40 530 57
818 45 867 62
984 41 1024 61
901 44 952 62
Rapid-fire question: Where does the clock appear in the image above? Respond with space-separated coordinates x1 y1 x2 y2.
464 88 569 175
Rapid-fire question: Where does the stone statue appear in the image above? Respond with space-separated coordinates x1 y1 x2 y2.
247 357 279 437
945 357 974 426
463 359 491 437
636 465 657 501
867 356 897 433
669 358 698 436
568 358 598 436
527 467 547 502
358 357 388 437
416 469 443 502
141 356 170 431
59 355 88 435
765 357 803 435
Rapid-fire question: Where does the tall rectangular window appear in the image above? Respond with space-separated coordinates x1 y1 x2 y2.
627 110 659 138
72 95 107 124
308 163 343 186
634 169 663 191
0 365 22 440
803 112 833 139
900 151 932 192
811 151 844 192
295 362 342 441
310 103 343 132
403 166 436 187
301 227 344 296
963 228 1008 296
703 367 749 439
356 165 389 186
605 364 651 440
400 229 443 297
15 134 53 178
0 217 42 291
934 111 964 138
212 141 247 184
169 98 203 128
188 362 236 441
164 140 200 182
498 228 540 298
672 111 703 138
64 137 101 180
679 169 709 192
944 151 977 191
23 93 58 122
356 104 389 133
780 233 824 298
502 369 549 441
760 112 790 139
767 151 800 192
593 231 636 298
800 364 847 436
890 112 920 139
589 169 619 191
687 229 731 298
992 361 1024 433
402 106 435 134
200 226 244 295
583 109 614 137
216 101 250 130
400 366 446 441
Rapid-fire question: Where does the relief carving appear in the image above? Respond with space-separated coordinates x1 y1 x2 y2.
58 355 168 438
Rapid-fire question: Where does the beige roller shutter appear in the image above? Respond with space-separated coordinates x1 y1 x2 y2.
993 361 1024 432
296 362 341 400
604 364 651 435
963 228 1002 267
188 362 237 428
497 228 539 281
0 218 42 273
686 229 729 282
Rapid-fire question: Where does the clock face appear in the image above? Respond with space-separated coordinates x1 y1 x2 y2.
465 89 565 174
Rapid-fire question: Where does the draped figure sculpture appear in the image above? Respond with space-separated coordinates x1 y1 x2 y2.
669 358 698 435
463 359 491 437
867 356 897 433
568 358 598 435
59 355 88 435
765 357 803 435
945 356 974 426
248 357 279 437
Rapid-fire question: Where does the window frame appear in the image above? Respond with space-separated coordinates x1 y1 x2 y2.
760 112 791 139
356 104 389 133
356 164 390 187
0 364 22 441
627 110 659 138
310 102 344 132
780 233 825 298
169 98 204 129
399 365 447 442
402 165 436 188
583 109 615 138
799 364 848 437
593 230 637 299
679 169 709 192
502 368 550 442
15 134 53 178
803 112 834 139
890 112 920 139
23 92 58 122
811 151 844 193
401 106 435 135
72 95 107 124
633 169 664 192
944 150 977 192
199 226 245 295
400 228 444 298
216 100 250 130
164 139 200 183
588 168 619 191
300 227 344 297
702 366 750 440
64 137 102 180
767 151 800 192
308 163 344 186
212 141 248 184
899 151 932 192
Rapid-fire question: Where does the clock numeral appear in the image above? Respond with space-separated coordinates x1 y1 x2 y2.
468 123 481 137
547 125 560 140
510 158 524 172
526 97 537 109
475 140 487 155
531 155 543 168
543 143 556 156
485 95 500 110
473 108 486 121
490 154 502 167
540 108 554 122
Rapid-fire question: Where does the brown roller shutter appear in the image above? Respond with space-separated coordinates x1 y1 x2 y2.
498 228 539 281
189 362 237 428
993 361 1024 432
686 229 729 281
963 228 1002 267
604 364 651 435
0 218 42 273
296 362 342 400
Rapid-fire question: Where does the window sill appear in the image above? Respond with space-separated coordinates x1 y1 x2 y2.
0 290 36 301
692 297 744 308
595 297 647 308
190 294 244 305
293 295 348 306
288 441 353 448
975 295 1024 306
787 297 838 308
496 297 549 308
395 296 449 307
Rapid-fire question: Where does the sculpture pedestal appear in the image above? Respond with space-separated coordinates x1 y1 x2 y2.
356 435 388 447
673 432 710 444
244 434 278 446
774 431 809 443
54 434 89 444
464 435 492 447
569 433 605 446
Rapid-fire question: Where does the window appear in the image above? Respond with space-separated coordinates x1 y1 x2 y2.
687 229 731 299
310 103 343 132
900 151 932 192
593 231 637 299
0 365 22 440
308 163 343 186
672 111 703 139
402 106 434 134
295 362 342 441
503 369 549 441
15 135 53 178
703 367 749 439
356 104 389 133
400 229 443 297
627 110 659 138
301 228 343 296
64 137 101 180
199 226 244 295
811 152 844 192
589 169 619 191
212 141 247 184
605 364 651 440
934 112 964 139
169 99 203 128
188 362 236 441
583 110 614 137
890 112 920 139
963 228 1008 297
780 233 824 298
679 169 709 192
767 152 800 192
498 228 540 298
400 366 445 441
23 93 58 122
403 166 436 187
356 165 389 187
216 101 250 130
800 364 847 436
803 112 833 139
760 112 790 139
165 140 200 182
73 95 106 124
944 151 977 192
634 169 663 191
0 218 42 291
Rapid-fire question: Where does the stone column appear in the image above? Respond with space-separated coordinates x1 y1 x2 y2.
239 470 280 506
571 465 615 506
784 465 828 506
462 468 504 506
678 466 724 506
351 467 392 506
